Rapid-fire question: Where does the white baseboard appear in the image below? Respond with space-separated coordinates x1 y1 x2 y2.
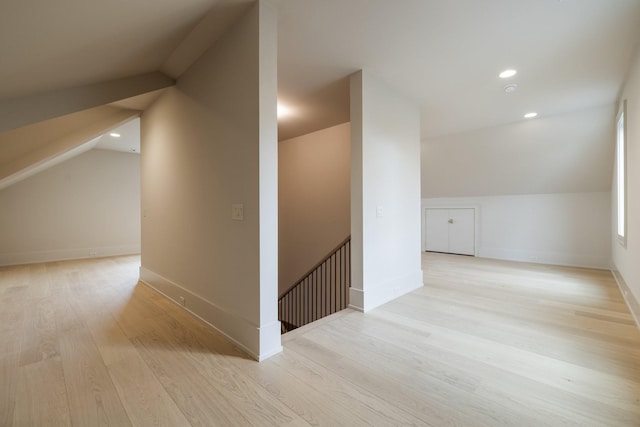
478 247 610 270
349 269 423 312
139 267 282 361
0 244 141 267
611 268 640 330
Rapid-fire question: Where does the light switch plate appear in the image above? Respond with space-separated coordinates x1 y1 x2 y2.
376 206 384 218
232 204 244 221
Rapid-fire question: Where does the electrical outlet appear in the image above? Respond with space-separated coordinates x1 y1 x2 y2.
179 296 186 306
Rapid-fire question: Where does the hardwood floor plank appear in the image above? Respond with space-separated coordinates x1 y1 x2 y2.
355 308 640 426
58 327 132 426
2 253 639 426
133 330 305 427
383 288 640 376
19 298 59 366
270 347 427 426
284 336 452 426
302 322 547 427
161 374 254 427
85 313 140 367
0 331 22 426
107 353 191 427
416 283 640 341
12 357 72 426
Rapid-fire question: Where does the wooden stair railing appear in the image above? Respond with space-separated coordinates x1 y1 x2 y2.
278 236 351 333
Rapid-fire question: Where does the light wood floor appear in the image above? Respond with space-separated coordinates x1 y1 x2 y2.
1 253 639 426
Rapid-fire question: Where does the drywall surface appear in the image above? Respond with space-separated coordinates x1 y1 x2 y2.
423 192 611 269
421 104 615 198
140 2 280 360
0 149 140 265
350 70 423 312
278 122 350 295
612 48 640 319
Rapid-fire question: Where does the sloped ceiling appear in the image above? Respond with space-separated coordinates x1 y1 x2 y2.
274 0 640 140
0 0 250 190
0 106 126 166
421 104 616 198
1 0 639 196
0 106 139 189
0 0 251 99
94 119 141 154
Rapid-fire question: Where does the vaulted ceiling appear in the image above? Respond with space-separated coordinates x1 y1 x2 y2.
1 0 640 192
274 0 640 140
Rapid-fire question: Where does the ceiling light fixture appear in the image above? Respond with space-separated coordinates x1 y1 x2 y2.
504 84 518 93
277 102 292 119
524 112 538 119
499 69 517 78
110 133 121 138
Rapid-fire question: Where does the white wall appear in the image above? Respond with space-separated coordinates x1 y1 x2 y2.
0 149 140 266
350 71 423 312
422 104 615 198
612 47 640 322
423 192 611 269
420 102 616 273
140 2 280 360
278 122 350 295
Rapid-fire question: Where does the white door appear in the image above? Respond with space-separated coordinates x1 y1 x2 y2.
425 208 449 252
425 208 475 256
448 208 475 255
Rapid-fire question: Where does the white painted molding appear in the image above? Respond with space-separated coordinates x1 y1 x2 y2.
611 268 640 330
139 267 282 361
350 269 423 312
0 244 140 267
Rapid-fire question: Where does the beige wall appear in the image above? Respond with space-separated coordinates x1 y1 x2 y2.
0 149 140 266
140 2 280 360
278 122 350 295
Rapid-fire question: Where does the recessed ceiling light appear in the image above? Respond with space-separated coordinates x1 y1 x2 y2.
110 133 121 138
499 69 517 78
504 84 518 93
524 112 538 119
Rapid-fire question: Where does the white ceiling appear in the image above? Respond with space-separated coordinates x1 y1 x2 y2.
274 0 640 139
421 104 615 198
1 0 640 141
0 0 247 99
94 118 141 154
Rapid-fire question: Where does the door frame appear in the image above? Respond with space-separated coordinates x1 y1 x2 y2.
422 206 480 257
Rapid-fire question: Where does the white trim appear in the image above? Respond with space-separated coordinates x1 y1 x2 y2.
139 267 282 361
615 100 628 247
349 269 423 312
0 244 141 267
611 267 640 330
